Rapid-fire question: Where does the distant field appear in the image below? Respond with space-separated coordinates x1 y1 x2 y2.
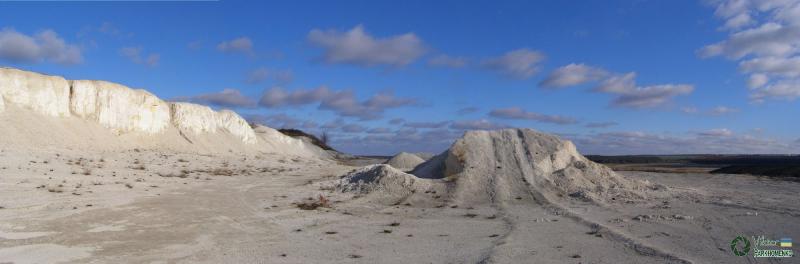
587 154 800 180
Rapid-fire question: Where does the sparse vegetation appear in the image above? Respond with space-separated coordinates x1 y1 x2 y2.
210 168 234 176
277 128 336 151
296 194 330 210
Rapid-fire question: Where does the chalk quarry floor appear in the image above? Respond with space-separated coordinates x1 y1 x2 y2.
1 148 799 264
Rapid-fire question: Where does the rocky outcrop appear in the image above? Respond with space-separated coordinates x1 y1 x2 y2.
70 80 171 134
0 68 71 117
413 129 649 204
170 103 256 144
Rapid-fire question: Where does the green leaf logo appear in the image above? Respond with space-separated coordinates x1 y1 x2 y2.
731 236 751 257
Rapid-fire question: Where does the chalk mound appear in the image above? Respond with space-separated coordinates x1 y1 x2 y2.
384 152 425 171
339 128 650 206
337 165 444 204
414 129 650 204
413 152 436 160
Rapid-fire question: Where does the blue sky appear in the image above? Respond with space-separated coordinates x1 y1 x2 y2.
1 0 798 155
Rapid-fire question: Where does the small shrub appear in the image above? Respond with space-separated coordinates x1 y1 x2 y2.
296 194 331 210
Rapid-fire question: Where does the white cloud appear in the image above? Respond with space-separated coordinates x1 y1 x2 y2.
748 73 770 88
119 46 159 67
217 36 254 55
702 0 800 102
307 25 426 67
682 105 740 115
488 107 578 125
0 28 82 65
481 48 545 79
427 54 468 68
259 86 333 108
594 72 694 108
538 63 694 108
751 78 800 102
259 86 417 120
739 56 800 78
173 88 257 108
539 63 609 88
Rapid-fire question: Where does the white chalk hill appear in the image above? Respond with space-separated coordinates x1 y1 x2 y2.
339 129 652 205
0 67 327 158
383 152 425 171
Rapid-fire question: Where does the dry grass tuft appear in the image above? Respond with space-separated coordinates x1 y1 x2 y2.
296 194 331 210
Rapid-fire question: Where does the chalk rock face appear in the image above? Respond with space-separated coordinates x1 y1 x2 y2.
384 152 425 171
70 80 171 134
410 128 648 204
169 103 257 144
217 110 257 144
169 102 221 134
253 125 329 156
0 68 70 117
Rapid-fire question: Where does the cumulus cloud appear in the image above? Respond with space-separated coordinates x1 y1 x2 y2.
259 86 417 120
0 28 82 65
702 0 800 102
217 36 254 55
173 88 257 108
585 122 618 128
698 128 734 137
481 48 545 79
259 86 333 108
120 46 160 67
449 119 509 130
488 107 578 125
539 63 609 88
541 63 693 108
683 105 740 115
427 54 468 68
320 90 417 120
307 25 426 67
594 72 694 108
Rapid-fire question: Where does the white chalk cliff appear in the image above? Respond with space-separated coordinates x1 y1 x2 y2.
0 67 323 157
